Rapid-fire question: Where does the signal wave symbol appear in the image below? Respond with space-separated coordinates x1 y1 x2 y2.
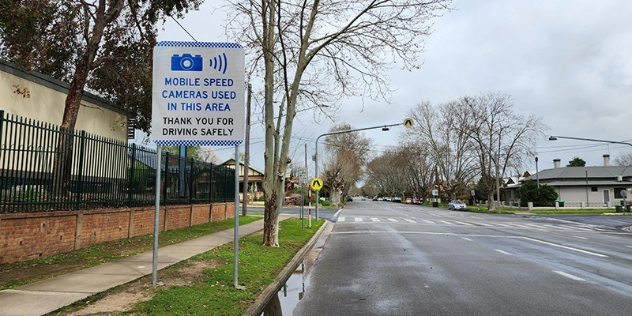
209 53 228 74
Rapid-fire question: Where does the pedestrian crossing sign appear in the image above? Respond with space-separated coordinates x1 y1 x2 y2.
310 177 323 191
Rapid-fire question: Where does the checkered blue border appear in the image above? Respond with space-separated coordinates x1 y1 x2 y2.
154 140 243 147
157 41 243 49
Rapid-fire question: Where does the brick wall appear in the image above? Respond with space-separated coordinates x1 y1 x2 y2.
0 202 234 264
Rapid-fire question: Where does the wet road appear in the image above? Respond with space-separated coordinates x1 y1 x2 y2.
293 201 632 316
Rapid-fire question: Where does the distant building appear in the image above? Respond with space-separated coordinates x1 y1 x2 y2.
507 155 632 207
221 158 264 202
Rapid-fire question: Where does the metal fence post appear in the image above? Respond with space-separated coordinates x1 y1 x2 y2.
163 152 169 206
128 143 136 207
189 158 194 204
75 131 86 210
0 110 4 213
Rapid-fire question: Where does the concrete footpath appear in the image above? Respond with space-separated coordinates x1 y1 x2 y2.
0 217 283 316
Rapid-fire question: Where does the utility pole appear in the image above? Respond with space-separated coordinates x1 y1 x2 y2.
305 143 310 207
242 83 251 216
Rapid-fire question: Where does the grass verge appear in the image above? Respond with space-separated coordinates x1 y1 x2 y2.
131 218 323 315
0 216 261 290
53 218 324 316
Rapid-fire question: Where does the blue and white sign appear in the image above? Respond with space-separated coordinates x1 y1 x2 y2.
152 41 245 146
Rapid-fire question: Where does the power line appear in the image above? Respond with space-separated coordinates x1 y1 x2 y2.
170 16 198 42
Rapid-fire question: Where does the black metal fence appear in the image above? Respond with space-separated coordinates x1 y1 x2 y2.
0 110 235 213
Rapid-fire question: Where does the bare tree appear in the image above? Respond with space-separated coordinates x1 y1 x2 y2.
395 144 434 201
225 0 452 245
366 149 407 198
614 153 632 166
461 93 547 211
404 101 477 199
321 124 372 205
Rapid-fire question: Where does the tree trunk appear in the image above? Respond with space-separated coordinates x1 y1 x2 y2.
262 190 278 246
51 1 123 200
52 53 92 196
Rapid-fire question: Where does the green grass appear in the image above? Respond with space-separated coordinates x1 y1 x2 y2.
465 206 515 214
0 216 261 290
131 218 324 315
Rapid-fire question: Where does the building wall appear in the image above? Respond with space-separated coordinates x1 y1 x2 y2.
0 60 128 142
555 186 630 206
0 202 234 264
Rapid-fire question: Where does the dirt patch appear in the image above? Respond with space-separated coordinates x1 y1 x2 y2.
59 260 222 316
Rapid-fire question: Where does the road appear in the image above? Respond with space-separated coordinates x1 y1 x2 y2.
293 200 632 316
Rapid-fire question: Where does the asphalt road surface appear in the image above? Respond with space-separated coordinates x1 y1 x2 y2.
293 200 632 316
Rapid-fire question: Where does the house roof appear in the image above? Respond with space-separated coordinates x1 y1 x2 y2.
528 166 632 181
221 158 265 176
542 180 632 186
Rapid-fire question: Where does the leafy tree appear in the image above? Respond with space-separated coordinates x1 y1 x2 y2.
567 157 586 167
162 146 205 161
0 0 202 194
519 180 558 205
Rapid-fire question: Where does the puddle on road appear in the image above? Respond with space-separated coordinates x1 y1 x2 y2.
261 263 308 316
261 225 330 316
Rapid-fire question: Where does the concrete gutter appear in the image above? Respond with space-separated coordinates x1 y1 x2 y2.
242 220 331 316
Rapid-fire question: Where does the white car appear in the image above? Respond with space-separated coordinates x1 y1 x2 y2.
448 200 467 211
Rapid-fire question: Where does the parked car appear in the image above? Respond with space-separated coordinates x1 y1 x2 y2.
412 198 420 205
372 197 378 201
346 196 353 202
448 200 467 211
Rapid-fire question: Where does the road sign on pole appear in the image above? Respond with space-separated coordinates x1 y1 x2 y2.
151 41 245 288
403 117 414 128
310 177 323 191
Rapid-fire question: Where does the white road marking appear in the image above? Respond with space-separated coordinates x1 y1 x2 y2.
462 237 473 241
522 237 608 258
370 218 379 222
423 220 435 224
338 217 345 222
554 271 585 282
355 217 362 222
387 218 399 222
495 249 511 255
454 221 473 226
573 236 588 240
439 220 452 225
404 219 417 223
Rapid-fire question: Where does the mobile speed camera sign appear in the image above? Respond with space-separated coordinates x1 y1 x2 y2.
152 41 245 146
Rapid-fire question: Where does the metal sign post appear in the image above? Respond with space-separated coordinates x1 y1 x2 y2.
151 41 244 287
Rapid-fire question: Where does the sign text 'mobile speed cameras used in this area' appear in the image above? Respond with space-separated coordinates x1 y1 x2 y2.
152 41 245 146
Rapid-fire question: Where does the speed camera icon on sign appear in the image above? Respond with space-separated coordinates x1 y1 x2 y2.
171 54 203 71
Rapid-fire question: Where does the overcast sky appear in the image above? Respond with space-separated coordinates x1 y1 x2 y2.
156 0 632 176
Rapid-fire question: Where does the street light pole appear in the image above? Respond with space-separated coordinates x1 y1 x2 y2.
535 156 539 189
314 122 402 220
549 135 632 147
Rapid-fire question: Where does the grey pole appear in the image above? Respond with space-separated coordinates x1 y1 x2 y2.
234 144 240 288
535 156 539 189
152 145 162 286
